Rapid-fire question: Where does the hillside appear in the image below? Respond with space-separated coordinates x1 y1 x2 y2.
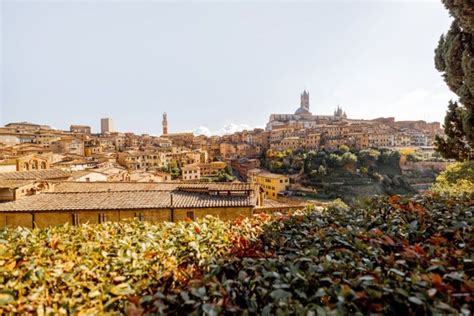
0 190 472 314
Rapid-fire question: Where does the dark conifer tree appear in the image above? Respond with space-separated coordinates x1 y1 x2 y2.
434 0 474 161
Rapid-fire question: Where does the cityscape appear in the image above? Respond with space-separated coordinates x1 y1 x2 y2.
0 0 472 314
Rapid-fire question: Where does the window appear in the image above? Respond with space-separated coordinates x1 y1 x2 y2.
135 212 145 221
72 213 79 226
186 211 194 220
98 213 107 223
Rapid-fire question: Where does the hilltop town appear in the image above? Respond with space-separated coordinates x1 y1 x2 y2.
0 91 448 227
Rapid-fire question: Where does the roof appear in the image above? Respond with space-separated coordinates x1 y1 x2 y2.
0 180 34 189
256 172 288 180
53 181 253 193
70 170 107 179
0 190 256 212
0 169 71 180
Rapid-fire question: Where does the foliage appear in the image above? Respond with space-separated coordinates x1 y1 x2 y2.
435 101 472 161
1 193 472 314
0 216 263 314
399 148 415 156
434 1 474 160
147 194 473 315
431 160 474 198
339 144 350 154
341 152 358 172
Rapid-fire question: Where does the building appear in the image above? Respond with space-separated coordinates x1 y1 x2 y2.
182 164 201 181
198 161 227 177
248 169 289 200
51 138 85 156
0 182 258 228
231 158 261 180
70 125 91 134
162 113 168 135
0 180 53 202
70 170 108 182
101 118 114 134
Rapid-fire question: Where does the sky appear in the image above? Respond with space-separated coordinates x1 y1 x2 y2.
0 0 456 136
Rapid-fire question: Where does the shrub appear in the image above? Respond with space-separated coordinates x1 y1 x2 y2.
431 161 474 198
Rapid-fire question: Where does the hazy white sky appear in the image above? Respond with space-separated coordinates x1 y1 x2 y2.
0 0 456 135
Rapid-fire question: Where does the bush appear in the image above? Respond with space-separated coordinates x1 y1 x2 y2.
431 161 474 198
1 193 472 314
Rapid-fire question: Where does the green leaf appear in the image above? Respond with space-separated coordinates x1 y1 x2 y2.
408 296 423 305
109 283 135 296
270 289 291 300
0 293 14 305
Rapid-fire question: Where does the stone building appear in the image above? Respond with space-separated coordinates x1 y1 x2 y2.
70 125 91 134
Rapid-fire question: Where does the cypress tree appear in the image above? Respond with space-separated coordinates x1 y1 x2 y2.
434 0 474 161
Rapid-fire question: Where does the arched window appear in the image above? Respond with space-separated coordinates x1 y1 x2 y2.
40 162 47 169
31 160 38 170
22 162 29 170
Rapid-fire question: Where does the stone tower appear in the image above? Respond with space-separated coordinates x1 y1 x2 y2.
162 112 168 135
300 90 309 111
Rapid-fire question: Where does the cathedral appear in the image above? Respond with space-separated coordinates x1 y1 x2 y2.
266 90 347 131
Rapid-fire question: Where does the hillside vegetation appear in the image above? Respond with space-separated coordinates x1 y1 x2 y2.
1 184 472 314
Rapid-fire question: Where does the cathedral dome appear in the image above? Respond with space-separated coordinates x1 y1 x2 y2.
295 106 312 115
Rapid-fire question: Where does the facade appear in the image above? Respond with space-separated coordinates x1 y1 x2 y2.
101 118 114 134
51 138 85 156
70 125 91 134
248 169 289 200
182 164 201 181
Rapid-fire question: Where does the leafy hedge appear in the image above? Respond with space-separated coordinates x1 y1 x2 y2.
145 194 473 315
0 216 263 314
0 193 472 315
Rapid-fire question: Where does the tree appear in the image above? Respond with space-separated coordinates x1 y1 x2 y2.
341 152 357 172
435 101 471 160
434 1 474 160
359 149 380 168
339 145 350 154
318 165 327 176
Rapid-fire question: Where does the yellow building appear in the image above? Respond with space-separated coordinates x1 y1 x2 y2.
0 182 257 228
249 170 289 199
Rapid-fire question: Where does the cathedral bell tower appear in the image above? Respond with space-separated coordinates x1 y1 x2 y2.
162 112 168 135
300 90 309 111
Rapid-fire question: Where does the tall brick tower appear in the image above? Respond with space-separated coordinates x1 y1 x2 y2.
162 112 168 135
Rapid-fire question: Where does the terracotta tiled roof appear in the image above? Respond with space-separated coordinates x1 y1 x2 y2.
53 181 253 193
0 191 256 212
0 169 71 180
53 182 178 192
0 180 34 189
172 192 255 208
